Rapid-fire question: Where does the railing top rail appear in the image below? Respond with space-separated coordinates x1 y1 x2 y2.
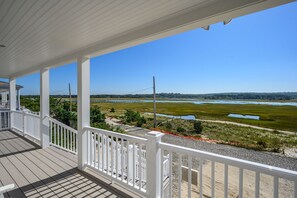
47 116 77 134
11 110 40 118
10 110 22 113
24 112 40 118
159 142 297 180
84 126 147 144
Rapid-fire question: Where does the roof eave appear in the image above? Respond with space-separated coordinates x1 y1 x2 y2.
8 0 295 78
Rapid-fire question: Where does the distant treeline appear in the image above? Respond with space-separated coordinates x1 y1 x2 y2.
22 92 297 100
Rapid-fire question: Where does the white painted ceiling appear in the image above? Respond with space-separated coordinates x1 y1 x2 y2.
0 0 294 78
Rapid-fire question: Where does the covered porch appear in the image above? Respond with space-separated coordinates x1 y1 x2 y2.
0 129 137 198
0 0 297 197
0 109 296 197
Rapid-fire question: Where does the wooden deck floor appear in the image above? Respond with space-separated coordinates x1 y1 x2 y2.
0 130 134 198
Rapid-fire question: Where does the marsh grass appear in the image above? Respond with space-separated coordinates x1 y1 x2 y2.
150 117 297 152
95 102 297 152
95 102 297 132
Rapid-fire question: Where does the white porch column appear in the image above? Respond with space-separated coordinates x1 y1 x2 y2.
40 68 50 148
17 89 21 110
9 79 16 110
77 56 90 170
9 79 16 129
145 131 164 198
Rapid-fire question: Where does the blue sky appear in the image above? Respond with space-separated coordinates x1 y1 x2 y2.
13 2 297 95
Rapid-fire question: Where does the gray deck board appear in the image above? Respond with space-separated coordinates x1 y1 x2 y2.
22 151 77 197
8 154 57 198
0 157 40 197
29 150 87 197
15 153 64 198
44 148 77 168
50 146 77 163
0 162 26 197
0 130 136 198
0 142 8 155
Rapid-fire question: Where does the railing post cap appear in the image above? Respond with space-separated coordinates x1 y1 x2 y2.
145 131 164 138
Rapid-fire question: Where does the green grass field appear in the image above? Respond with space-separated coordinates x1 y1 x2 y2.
94 102 297 151
142 116 297 152
93 102 297 132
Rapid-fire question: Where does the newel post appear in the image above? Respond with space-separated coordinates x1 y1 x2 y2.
145 131 164 198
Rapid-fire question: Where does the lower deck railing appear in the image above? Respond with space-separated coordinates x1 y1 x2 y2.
0 102 9 109
10 110 41 141
1 110 297 197
0 110 10 130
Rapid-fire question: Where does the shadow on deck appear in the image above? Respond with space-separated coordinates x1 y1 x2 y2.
0 130 135 198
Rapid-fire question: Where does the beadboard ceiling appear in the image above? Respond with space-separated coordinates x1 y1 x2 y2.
0 0 294 78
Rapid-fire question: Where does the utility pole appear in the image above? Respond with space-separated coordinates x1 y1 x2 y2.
153 76 156 128
69 83 72 112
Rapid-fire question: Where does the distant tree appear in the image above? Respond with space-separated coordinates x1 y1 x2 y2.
124 109 147 127
193 120 203 134
177 126 186 133
90 105 105 124
53 108 77 128
92 122 111 130
136 116 146 127
20 96 40 112
110 107 115 113
50 98 77 128
124 109 140 123
165 121 172 131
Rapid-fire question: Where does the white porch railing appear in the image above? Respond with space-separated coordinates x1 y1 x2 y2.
1 110 297 197
0 110 10 130
11 111 23 132
10 110 41 141
84 126 149 196
24 109 40 116
159 142 297 198
24 112 41 140
0 101 9 109
48 117 77 154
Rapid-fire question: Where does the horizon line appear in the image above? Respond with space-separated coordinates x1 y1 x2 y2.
20 91 297 96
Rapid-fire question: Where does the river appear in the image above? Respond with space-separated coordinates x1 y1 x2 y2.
90 99 297 107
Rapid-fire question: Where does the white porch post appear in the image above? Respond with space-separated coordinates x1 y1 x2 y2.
145 131 164 198
17 89 21 110
9 79 16 110
9 78 16 129
77 56 90 170
40 68 50 148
